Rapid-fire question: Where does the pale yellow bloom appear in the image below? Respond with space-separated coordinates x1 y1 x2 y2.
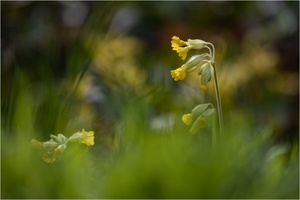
79 129 95 146
189 116 207 134
182 113 194 126
171 36 190 60
171 36 207 60
199 84 207 92
170 66 188 81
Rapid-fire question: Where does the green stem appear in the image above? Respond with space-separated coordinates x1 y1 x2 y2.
206 42 224 137
212 63 224 137
212 112 217 147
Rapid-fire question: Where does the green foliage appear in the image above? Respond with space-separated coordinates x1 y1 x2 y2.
1 78 299 198
1 1 299 199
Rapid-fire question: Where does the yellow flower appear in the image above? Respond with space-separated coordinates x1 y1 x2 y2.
176 47 192 60
199 84 207 92
182 113 194 126
79 129 95 146
171 36 190 60
189 116 207 134
171 36 186 48
170 66 188 81
171 36 207 60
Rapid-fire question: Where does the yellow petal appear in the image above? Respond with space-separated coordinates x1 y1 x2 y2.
79 129 95 146
200 84 207 92
182 114 194 126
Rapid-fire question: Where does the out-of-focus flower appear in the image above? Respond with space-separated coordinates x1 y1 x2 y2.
199 84 207 92
31 129 94 163
181 104 216 134
79 129 95 146
182 113 194 126
190 116 207 134
69 129 95 146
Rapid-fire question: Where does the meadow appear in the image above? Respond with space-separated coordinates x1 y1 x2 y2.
1 1 299 199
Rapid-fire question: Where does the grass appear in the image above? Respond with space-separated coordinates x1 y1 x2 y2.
1 66 299 198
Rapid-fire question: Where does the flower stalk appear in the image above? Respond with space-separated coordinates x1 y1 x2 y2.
170 36 224 138
31 129 94 163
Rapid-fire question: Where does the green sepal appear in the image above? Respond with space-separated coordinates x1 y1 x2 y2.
191 103 213 116
186 54 209 72
198 62 209 75
201 64 212 84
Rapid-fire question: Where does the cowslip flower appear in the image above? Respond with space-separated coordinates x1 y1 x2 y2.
182 104 215 134
79 129 95 146
170 54 209 81
182 113 194 126
171 36 207 60
189 116 207 134
170 66 188 81
199 84 207 92
70 129 95 146
31 129 94 163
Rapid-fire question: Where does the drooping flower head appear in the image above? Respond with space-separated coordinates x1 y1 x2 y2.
170 66 188 81
181 104 216 134
189 116 207 134
31 129 95 163
171 36 190 60
182 113 194 126
199 84 207 92
171 36 207 60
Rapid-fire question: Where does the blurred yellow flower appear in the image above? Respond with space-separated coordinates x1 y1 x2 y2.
182 113 194 126
189 116 207 134
199 84 207 92
79 129 95 146
170 66 188 81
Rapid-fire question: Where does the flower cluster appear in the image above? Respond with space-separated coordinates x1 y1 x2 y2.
31 129 94 163
170 36 223 136
170 36 214 92
181 104 216 134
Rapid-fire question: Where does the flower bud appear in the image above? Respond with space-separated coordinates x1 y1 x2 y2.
200 62 213 86
50 133 68 144
186 54 209 72
199 84 207 92
182 113 194 126
189 116 207 134
191 103 212 116
187 39 207 49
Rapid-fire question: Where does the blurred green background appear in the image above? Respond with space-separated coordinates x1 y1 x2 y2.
1 1 299 199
